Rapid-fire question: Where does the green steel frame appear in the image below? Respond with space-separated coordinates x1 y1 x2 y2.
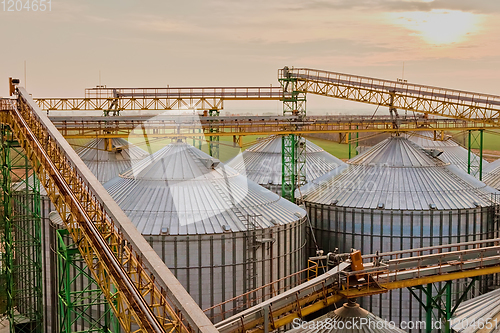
55 228 119 333
408 278 478 333
208 109 220 159
0 125 43 332
279 72 307 201
348 127 359 159
467 130 484 180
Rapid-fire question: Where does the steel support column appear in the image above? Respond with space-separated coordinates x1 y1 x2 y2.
55 228 118 333
348 126 359 159
408 278 477 333
0 125 43 332
467 130 484 180
279 67 306 202
208 109 220 159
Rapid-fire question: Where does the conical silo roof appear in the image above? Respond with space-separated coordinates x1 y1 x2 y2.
484 158 500 189
103 142 306 235
226 136 345 187
74 138 149 183
286 301 406 333
299 136 498 210
405 132 488 173
450 288 500 333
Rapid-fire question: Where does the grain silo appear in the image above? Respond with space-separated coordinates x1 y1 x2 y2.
405 131 488 173
103 141 308 317
226 136 345 194
287 300 407 333
298 135 498 325
74 138 149 183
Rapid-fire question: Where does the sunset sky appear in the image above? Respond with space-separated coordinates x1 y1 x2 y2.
2 0 500 114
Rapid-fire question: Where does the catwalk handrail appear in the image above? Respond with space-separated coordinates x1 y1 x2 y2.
280 67 500 122
0 91 218 333
85 86 283 98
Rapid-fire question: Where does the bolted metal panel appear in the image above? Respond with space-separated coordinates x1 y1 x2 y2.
146 219 307 315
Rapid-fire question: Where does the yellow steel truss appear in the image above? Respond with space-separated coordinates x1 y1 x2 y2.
49 116 500 139
0 92 218 333
35 87 282 111
281 68 500 123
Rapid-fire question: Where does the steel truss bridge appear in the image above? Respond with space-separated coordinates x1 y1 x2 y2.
1 67 500 333
33 67 500 198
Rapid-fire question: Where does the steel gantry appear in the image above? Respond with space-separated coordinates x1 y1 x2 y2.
0 125 43 332
0 90 219 333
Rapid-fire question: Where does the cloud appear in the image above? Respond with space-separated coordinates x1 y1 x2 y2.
286 0 500 14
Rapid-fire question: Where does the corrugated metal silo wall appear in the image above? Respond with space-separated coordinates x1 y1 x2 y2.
305 203 497 327
144 217 307 322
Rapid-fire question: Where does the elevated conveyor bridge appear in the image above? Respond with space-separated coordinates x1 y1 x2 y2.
0 90 219 333
215 238 500 333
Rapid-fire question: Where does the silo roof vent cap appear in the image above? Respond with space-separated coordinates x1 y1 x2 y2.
424 148 444 158
429 203 437 210
202 158 220 169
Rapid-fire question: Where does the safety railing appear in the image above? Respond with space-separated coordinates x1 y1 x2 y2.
203 264 314 323
85 86 284 99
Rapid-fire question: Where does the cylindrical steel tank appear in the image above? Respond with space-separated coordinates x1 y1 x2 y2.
298 136 498 325
226 136 345 194
287 300 407 333
103 141 308 317
74 138 149 183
